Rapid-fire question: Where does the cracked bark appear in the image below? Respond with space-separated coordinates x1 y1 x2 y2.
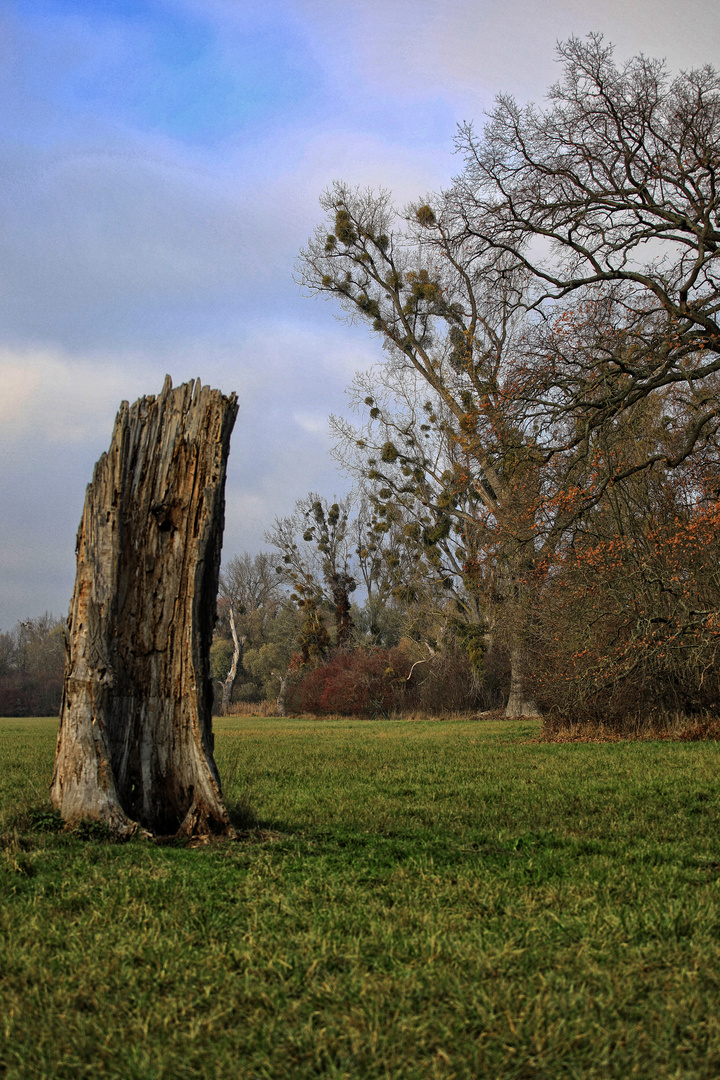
51 376 238 838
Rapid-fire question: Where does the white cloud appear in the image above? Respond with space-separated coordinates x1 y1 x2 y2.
0 350 152 443
293 411 330 436
0 362 41 426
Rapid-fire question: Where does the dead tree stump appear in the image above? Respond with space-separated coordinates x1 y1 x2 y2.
51 376 238 839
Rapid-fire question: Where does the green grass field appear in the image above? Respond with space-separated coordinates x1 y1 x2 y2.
1 716 719 1079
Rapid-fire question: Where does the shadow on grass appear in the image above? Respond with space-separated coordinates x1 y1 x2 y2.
2 796 291 851
2 803 132 847
226 791 259 832
1 802 63 841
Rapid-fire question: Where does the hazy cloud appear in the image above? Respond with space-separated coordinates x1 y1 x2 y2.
293 0 720 102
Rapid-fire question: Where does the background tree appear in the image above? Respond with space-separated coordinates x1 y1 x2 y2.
240 605 303 706
0 630 15 678
452 34 720 462
267 494 358 653
300 183 570 714
530 390 720 725
213 552 285 711
299 39 720 724
0 613 65 717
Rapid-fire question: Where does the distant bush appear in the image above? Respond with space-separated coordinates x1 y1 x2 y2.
408 648 490 715
0 673 63 717
527 500 720 732
284 645 484 717
542 712 720 742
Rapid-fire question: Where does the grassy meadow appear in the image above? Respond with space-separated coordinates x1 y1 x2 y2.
1 715 719 1079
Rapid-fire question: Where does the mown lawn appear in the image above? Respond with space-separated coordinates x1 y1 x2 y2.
1 715 719 1079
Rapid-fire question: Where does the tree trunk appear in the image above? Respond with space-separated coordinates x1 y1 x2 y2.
50 376 238 838
220 605 241 715
276 674 287 717
505 644 541 718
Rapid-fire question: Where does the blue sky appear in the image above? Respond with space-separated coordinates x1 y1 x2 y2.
9 0 319 143
2 0 719 627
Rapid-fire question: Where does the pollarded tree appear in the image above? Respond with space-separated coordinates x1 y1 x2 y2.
452 35 720 458
347 489 459 651
268 490 446 661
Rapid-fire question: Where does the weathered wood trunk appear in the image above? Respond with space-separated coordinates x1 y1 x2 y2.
51 376 238 838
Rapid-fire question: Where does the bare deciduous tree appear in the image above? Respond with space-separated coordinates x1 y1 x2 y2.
299 185 545 713
453 35 720 451
267 494 357 653
216 553 284 712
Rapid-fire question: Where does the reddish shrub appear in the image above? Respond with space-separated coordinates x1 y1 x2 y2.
285 647 410 716
284 645 483 717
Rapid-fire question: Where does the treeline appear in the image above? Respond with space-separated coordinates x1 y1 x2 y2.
217 37 720 730
212 515 500 720
214 470 720 725
0 614 65 716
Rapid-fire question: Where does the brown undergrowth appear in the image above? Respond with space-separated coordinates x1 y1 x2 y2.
223 700 280 717
541 713 720 743
224 702 720 739
223 703 509 722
